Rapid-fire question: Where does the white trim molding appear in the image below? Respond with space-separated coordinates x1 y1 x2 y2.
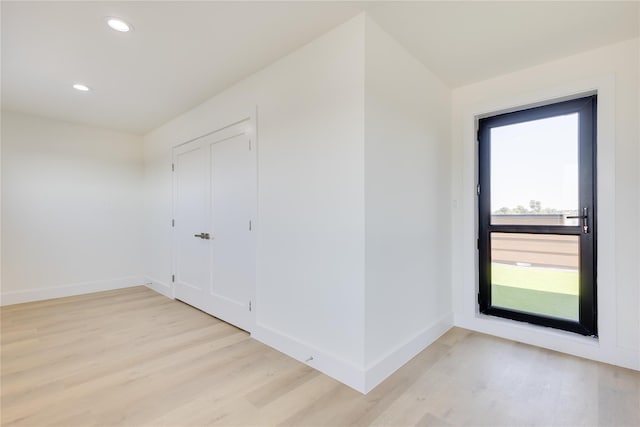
0 275 145 306
364 313 453 393
143 276 174 299
253 314 453 394
252 322 367 393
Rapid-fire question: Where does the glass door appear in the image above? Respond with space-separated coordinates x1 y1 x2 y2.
478 95 597 336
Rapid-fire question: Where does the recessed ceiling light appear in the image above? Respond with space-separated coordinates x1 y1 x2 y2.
106 17 131 32
73 83 90 92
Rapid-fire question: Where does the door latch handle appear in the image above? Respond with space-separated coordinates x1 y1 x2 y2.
566 207 589 233
194 233 210 240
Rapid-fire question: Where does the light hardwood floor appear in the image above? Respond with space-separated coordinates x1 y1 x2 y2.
1 286 638 426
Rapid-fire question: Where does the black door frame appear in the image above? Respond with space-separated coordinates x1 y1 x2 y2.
477 95 597 336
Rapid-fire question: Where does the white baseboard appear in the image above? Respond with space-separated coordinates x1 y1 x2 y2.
363 313 453 393
614 346 640 371
0 275 145 306
252 323 366 393
143 276 173 299
455 314 640 372
253 314 454 394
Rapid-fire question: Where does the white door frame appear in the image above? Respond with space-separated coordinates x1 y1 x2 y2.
170 110 257 332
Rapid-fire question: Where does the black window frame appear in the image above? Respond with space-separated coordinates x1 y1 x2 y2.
478 95 597 337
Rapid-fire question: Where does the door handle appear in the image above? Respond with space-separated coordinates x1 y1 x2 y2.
194 233 210 240
566 207 588 233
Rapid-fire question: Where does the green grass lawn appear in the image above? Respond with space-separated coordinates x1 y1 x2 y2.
491 263 579 321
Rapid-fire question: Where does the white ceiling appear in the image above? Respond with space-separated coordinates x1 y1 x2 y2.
365 1 639 88
2 1 638 135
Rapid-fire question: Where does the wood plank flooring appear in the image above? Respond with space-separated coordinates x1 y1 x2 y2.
1 286 638 426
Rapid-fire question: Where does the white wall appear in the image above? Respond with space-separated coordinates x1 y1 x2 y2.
145 13 638 393
363 18 452 391
451 38 640 370
143 13 457 392
1 111 144 304
143 15 367 389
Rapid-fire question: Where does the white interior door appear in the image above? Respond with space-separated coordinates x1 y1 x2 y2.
208 133 255 331
173 143 211 314
173 121 256 332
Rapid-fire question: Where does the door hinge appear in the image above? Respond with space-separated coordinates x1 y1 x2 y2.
172 163 175 172
249 220 252 231
172 274 175 283
477 184 480 196
249 300 252 312
477 238 480 250
172 219 175 227
477 293 482 305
